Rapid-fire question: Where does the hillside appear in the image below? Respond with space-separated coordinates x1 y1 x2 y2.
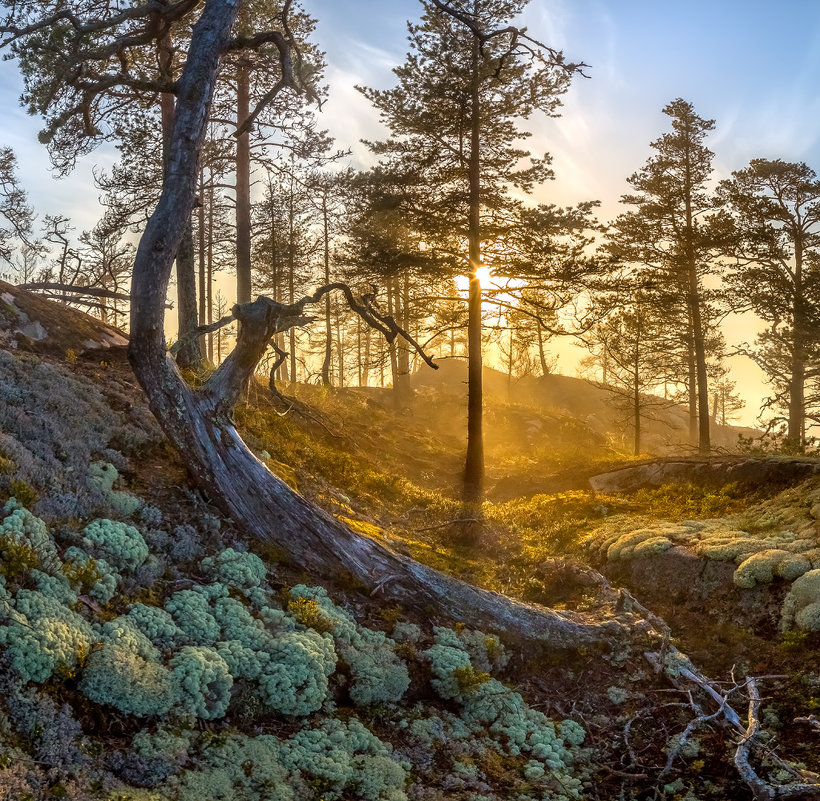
412 357 759 454
0 285 819 801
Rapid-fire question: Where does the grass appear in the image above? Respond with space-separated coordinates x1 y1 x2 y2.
231 379 794 603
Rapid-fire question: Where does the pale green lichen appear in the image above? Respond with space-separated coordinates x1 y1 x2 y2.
289 585 409 706
165 589 221 646
81 518 148 572
63 545 119 604
0 588 95 683
1 503 60 570
127 603 183 651
169 645 233 720
258 628 336 716
200 547 267 589
88 461 142 519
80 644 176 717
782 569 820 632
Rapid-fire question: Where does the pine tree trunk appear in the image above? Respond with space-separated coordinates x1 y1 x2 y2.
288 180 297 385
387 280 400 402
395 271 412 405
321 197 332 386
198 164 208 360
683 144 710 455
159 42 200 370
207 175 214 363
175 220 201 369
464 32 484 504
235 64 252 306
363 324 372 387
687 322 698 448
788 239 806 451
336 310 345 388
537 324 549 377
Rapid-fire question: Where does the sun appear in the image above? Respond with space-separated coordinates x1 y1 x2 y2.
475 265 493 286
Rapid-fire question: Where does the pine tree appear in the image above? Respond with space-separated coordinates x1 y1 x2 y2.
607 99 721 455
360 0 584 500
717 159 820 450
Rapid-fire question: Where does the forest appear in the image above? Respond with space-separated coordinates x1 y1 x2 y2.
0 1 818 800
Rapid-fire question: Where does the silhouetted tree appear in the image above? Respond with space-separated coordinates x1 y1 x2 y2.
360 0 585 501
607 99 721 454
717 159 820 450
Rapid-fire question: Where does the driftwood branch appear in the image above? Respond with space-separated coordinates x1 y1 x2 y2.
20 282 134 303
171 283 437 389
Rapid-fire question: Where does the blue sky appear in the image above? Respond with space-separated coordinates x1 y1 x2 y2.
3 1 820 423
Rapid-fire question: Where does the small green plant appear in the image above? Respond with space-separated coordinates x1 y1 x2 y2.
0 534 40 576
454 664 491 695
9 479 36 507
288 596 336 633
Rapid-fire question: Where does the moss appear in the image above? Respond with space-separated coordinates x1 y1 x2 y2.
9 480 36 508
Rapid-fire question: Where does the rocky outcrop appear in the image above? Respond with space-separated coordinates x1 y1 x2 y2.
589 457 820 493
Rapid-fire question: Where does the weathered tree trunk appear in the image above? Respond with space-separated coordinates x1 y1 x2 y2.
128 0 623 652
464 31 484 504
159 35 201 370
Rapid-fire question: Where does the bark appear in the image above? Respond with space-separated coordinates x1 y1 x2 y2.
536 324 549 377
464 31 484 504
128 0 623 652
235 63 252 305
788 236 806 451
386 280 400 401
363 324 372 387
176 220 202 368
335 309 344 387
683 138 710 455
198 164 208 359
396 270 413 403
159 34 201 370
321 197 332 386
207 174 214 362
633 355 641 457
687 322 698 448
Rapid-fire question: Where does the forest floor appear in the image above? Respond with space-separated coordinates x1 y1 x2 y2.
236 377 820 783
1 286 819 800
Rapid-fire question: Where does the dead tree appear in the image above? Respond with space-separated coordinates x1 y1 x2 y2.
120 0 628 648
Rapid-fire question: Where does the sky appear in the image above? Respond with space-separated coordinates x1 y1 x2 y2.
3 1 820 425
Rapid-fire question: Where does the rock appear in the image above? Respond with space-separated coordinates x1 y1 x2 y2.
589 457 820 493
